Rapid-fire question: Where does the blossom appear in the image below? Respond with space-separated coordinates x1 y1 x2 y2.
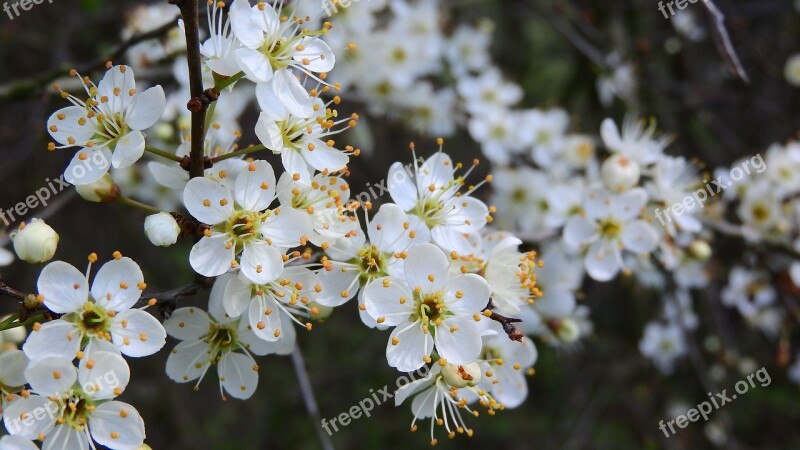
229 0 334 115
182 160 311 284
600 117 670 167
3 352 146 450
0 350 29 422
11 219 59 264
564 187 658 281
254 88 357 183
200 0 242 77
144 212 181 247
22 256 166 360
638 322 686 374
387 151 490 255
164 275 292 400
477 332 538 409
46 65 166 184
363 243 490 372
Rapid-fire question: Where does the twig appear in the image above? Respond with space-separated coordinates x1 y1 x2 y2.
133 280 212 310
291 346 336 450
173 0 210 179
483 300 524 342
701 0 750 85
525 3 610 70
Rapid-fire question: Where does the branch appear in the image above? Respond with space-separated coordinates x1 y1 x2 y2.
291 346 336 450
701 0 750 85
172 0 210 179
483 300 524 342
133 279 213 314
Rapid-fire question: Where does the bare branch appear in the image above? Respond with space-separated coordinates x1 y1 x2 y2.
701 0 750 85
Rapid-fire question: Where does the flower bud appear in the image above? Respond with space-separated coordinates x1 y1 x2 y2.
555 317 581 344
688 240 712 261
601 154 640 192
441 362 482 388
75 173 120 203
11 219 59 264
144 212 181 247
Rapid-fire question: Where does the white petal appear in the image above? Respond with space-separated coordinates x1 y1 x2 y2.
110 309 167 357
255 84 286 119
248 295 283 342
183 177 234 225
430 226 473 255
563 216 597 248
404 243 449 293
24 358 76 396
148 161 188 189
584 241 620 282
0 350 29 388
164 307 213 340
97 66 136 111
387 162 418 211
22 320 81 360
444 196 489 233
621 220 658 253
47 106 95 146
434 318 481 364
233 160 276 211
612 187 647 221
293 37 335 73
235 47 273 83
445 274 491 315
363 277 414 326
222 276 253 318
272 69 314 118
600 118 623 150
165 339 211 383
78 351 130 400
0 435 40 450
37 261 88 314
281 149 312 183
111 130 145 169
301 139 349 173
90 257 144 311
43 424 89 450
90 401 145 450
418 153 454 193
240 240 283 284
127 86 166 130
261 207 312 248
230 0 271 48
316 264 359 307
189 234 235 277
386 324 432 373
64 148 111 185
218 352 259 400
2 396 56 440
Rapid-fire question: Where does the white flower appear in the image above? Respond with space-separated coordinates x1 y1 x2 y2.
457 68 522 115
721 267 777 325
519 108 569 168
316 204 425 326
444 22 492 76
11 219 59 264
785 53 800 87
467 107 527 165
3 352 146 450
601 154 640 192
736 179 788 242
22 257 166 360
46 65 166 184
144 212 181 247
646 156 702 235
0 243 13 267
600 117 670 166
477 333 537 409
596 62 637 107
564 187 658 281
182 160 311 284
201 0 242 77
639 322 686 374
164 275 291 400
363 243 490 372
276 172 355 247
764 142 800 196
255 89 357 183
229 0 334 115
222 266 321 343
387 152 490 255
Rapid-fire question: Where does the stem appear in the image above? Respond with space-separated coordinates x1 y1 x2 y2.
0 313 20 331
204 101 217 140
3 312 45 331
210 145 266 164
214 71 245 92
291 347 335 450
176 0 207 179
117 196 160 214
145 145 183 163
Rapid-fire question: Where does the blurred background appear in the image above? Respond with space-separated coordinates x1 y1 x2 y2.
1 0 800 449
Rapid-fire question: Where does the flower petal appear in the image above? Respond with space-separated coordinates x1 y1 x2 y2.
434 318 481 365
78 351 130 400
386 324 432 373
64 148 111 185
111 130 145 169
127 86 166 130
183 177 234 225
189 234 236 277
37 261 88 314
90 257 145 312
24 358 76 396
234 160 276 211
22 320 81 361
218 352 259 400
90 401 145 450
363 277 414 326
110 309 167 357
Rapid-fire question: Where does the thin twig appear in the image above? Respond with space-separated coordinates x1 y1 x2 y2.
291 346 336 450
132 280 212 310
701 0 750 85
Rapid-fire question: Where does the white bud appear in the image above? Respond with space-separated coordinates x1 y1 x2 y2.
75 173 120 203
0 315 27 345
11 219 59 264
785 53 800 87
601 154 640 192
144 212 181 247
689 240 712 261
556 318 581 344
441 362 482 388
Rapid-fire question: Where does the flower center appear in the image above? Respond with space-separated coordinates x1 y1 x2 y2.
411 291 447 326
353 245 387 285
598 217 622 239
69 302 112 338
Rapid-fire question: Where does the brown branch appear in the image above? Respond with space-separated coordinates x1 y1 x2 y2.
483 300 524 342
701 0 750 85
133 278 214 315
